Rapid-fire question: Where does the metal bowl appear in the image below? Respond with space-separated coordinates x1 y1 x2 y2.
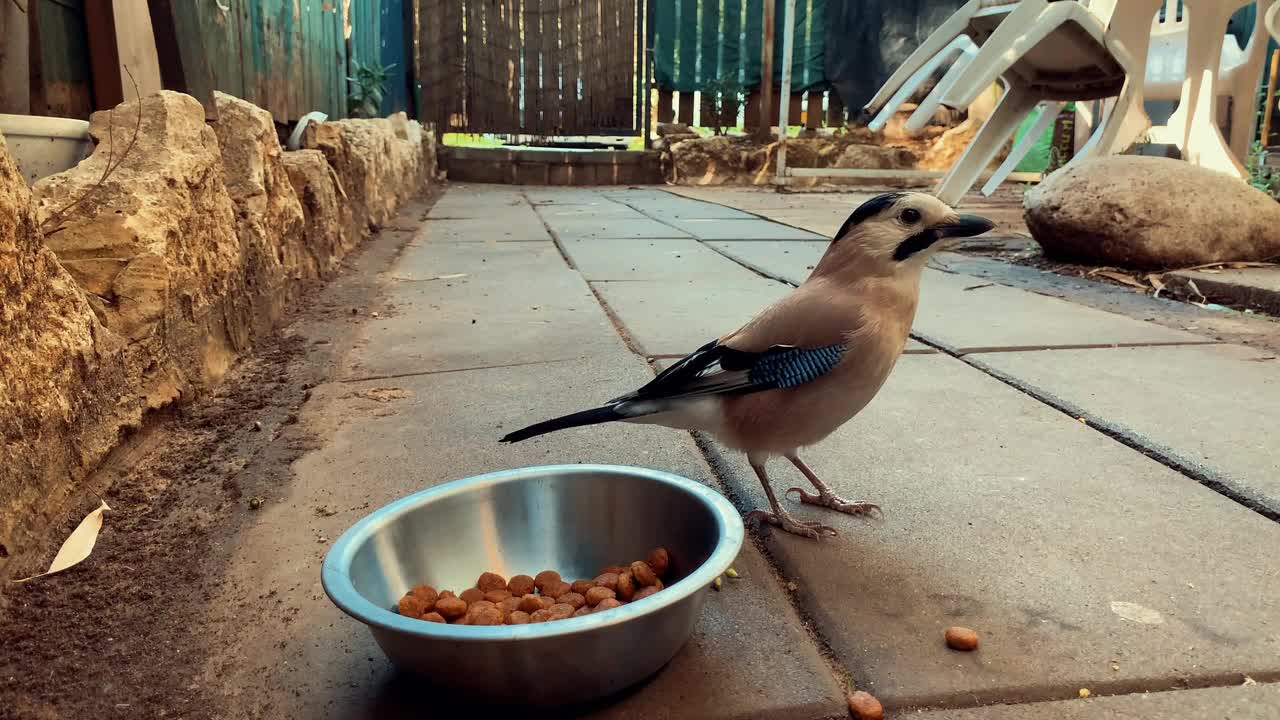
322 464 745 706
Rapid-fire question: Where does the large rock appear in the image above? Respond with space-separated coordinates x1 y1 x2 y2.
211 92 312 296
0 132 130 582
34 91 243 347
833 143 918 169
1024 156 1280 269
282 150 357 278
302 113 427 235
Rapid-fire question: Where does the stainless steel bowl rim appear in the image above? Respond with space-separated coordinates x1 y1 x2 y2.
321 464 745 642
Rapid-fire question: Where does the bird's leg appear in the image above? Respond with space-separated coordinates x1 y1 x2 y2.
784 454 882 518
743 458 838 539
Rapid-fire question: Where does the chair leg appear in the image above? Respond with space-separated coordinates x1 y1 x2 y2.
935 83 1039 207
906 51 975 133
941 1 1059 110
1060 79 1150 174
869 43 968 132
981 101 1062 195
864 7 977 116
1178 0 1246 177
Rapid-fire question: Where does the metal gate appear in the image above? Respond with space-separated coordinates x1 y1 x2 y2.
417 0 640 135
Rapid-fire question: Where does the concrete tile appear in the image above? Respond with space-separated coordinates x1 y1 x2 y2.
691 354 1280 706
706 240 829 284
340 242 624 379
915 270 1211 353
217 342 846 720
971 344 1280 515
419 205 550 242
592 279 790 356
547 214 692 240
605 191 760 220
561 238 769 283
665 218 826 241
428 185 529 218
917 684 1280 719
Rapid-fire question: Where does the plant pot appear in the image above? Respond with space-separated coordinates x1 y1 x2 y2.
0 113 93 185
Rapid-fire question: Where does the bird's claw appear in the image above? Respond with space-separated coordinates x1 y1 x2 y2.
785 487 884 519
745 509 839 539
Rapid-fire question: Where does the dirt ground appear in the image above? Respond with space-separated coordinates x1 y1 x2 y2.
0 192 440 719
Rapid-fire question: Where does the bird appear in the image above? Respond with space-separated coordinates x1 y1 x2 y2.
500 192 994 539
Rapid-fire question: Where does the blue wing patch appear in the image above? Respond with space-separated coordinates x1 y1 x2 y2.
749 344 845 388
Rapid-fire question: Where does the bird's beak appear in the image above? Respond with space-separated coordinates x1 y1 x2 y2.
933 214 995 238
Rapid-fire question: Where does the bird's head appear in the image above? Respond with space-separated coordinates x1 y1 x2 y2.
812 192 994 280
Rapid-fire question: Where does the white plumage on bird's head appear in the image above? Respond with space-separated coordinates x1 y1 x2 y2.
811 192 995 280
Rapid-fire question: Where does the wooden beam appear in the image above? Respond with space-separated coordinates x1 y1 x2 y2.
757 0 775 139
146 0 216 119
85 0 164 111
805 91 822 130
677 91 694 125
657 88 674 123
744 88 761 129
827 91 844 127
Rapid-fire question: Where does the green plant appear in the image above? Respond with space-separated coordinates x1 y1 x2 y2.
347 60 396 118
702 75 744 136
1246 140 1280 198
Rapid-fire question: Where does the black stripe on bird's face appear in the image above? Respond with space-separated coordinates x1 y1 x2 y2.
832 192 908 243
893 214 995 261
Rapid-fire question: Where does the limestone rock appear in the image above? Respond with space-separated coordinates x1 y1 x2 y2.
833 144 918 170
211 92 312 292
1024 156 1280 269
0 132 129 581
303 114 427 234
657 122 697 138
33 91 242 343
283 150 356 277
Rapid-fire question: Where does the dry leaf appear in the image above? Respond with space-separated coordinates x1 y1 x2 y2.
1185 279 1208 305
1147 273 1166 298
13 500 110 583
1092 270 1147 289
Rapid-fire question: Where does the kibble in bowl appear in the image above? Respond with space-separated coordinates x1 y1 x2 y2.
393 547 677 628
321 464 745 707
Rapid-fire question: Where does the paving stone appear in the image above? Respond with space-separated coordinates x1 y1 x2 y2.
561 238 769 282
663 217 826 241
914 271 1213 353
706 240 829 284
428 184 530 218
971 344 1280 515
680 354 1280 706
605 191 759 220
418 208 551 242
1164 267 1280 316
546 213 693 240
340 241 623 379
916 684 1280 719
591 279 790 356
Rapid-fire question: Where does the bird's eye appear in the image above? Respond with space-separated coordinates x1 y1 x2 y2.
900 208 922 224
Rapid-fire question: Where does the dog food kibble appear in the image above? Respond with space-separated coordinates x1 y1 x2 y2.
401 551 675 626
945 626 980 651
615 572 637 601
547 603 576 621
398 594 429 618
594 598 623 612
847 690 884 720
507 574 536 597
533 570 562 593
585 586 617 607
409 584 439 608
484 589 513 604
476 572 507 593
435 596 468 620
630 560 658 587
633 585 661 602
646 548 670 578
557 592 586 610
543 580 573 599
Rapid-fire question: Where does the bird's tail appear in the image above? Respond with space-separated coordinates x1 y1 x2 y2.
500 405 625 443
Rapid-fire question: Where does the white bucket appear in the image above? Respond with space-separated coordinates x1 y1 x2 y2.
0 113 93 186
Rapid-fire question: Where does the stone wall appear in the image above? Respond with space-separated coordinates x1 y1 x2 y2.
0 91 436 581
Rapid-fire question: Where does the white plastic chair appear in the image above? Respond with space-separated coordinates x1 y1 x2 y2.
862 1 1022 122
867 35 980 132
928 0 1154 204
